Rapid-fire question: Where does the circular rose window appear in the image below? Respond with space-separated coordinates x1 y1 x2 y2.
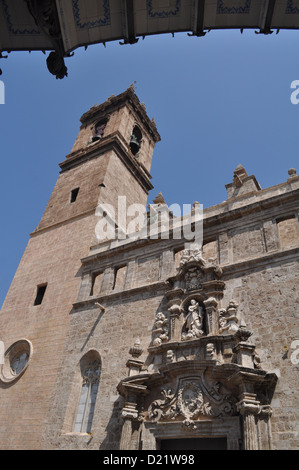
0 339 33 383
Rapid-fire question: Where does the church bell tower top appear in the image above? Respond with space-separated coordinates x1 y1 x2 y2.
67 85 161 175
79 84 161 143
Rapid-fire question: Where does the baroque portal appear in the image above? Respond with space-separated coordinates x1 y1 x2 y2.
117 248 277 450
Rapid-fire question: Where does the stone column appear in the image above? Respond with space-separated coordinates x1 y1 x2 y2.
237 395 260 450
257 405 273 450
119 408 138 450
166 289 184 341
203 297 218 335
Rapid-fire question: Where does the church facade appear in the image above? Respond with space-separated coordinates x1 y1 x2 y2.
0 87 298 450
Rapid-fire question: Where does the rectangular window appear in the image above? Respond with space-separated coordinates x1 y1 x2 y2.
34 284 47 305
112 266 127 291
90 272 103 296
174 247 184 269
70 187 80 203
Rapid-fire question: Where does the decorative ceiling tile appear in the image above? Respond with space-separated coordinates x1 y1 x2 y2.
147 0 181 18
217 0 251 14
72 0 111 29
286 0 299 14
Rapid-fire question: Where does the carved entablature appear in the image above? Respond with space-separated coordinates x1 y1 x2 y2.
147 373 238 429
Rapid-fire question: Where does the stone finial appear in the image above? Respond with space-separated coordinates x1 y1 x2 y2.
218 300 239 335
128 82 136 92
226 165 261 198
288 168 297 178
233 164 248 187
152 192 166 205
129 338 143 358
192 201 201 212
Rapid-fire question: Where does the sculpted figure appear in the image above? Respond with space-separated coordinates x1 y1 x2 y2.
152 312 169 346
166 349 175 363
206 343 215 359
182 299 204 340
218 301 239 335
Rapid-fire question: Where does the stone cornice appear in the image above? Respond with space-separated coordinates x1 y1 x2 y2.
59 131 153 194
222 246 299 278
72 280 168 312
79 87 161 143
73 249 298 312
203 188 299 229
80 188 299 266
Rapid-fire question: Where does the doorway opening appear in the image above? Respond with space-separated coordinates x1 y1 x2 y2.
159 437 227 450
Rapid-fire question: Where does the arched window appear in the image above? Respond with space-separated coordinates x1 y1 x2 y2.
92 120 107 142
130 125 142 155
73 352 101 433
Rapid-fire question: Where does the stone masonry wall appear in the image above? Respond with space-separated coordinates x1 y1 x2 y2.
0 213 98 449
43 208 299 450
44 288 166 449
222 258 299 449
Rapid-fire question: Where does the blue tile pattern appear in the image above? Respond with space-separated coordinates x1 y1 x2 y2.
147 0 181 18
286 0 299 14
72 0 111 29
1 0 40 35
217 0 251 14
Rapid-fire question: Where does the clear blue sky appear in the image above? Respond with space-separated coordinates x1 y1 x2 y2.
0 29 298 308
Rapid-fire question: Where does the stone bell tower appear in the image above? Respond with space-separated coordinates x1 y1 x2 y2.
37 85 160 235
0 86 160 450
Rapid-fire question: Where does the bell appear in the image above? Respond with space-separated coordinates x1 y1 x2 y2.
130 133 140 155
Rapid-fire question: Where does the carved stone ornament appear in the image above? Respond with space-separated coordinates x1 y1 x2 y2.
179 249 206 269
147 375 237 428
129 338 143 358
184 267 203 291
218 300 239 335
152 312 169 346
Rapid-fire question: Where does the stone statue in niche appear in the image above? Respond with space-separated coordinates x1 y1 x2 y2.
218 300 239 335
182 299 204 341
152 312 169 346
